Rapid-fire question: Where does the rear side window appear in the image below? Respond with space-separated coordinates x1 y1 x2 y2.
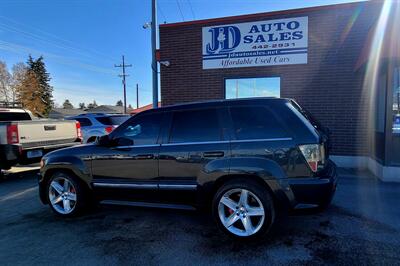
75 118 92 127
95 115 128 125
169 108 221 143
229 106 288 140
0 112 31 121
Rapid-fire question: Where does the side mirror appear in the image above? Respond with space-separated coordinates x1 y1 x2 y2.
96 135 111 146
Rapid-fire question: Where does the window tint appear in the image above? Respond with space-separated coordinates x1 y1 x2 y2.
75 118 92 127
0 112 31 121
169 108 221 143
95 115 129 125
230 106 288 140
112 113 162 146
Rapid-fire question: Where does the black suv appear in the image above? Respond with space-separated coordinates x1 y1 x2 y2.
39 98 337 239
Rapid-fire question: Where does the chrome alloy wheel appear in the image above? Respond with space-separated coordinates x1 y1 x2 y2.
49 177 77 215
218 188 265 237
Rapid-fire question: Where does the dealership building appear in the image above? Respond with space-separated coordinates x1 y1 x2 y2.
158 0 400 181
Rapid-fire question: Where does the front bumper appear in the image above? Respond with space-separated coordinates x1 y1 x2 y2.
288 160 338 209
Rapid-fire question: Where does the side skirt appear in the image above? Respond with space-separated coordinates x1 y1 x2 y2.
100 199 197 211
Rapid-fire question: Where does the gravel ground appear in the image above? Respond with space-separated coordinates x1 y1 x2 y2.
0 169 399 265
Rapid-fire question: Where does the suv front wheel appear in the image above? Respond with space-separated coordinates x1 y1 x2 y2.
212 179 275 240
47 171 88 217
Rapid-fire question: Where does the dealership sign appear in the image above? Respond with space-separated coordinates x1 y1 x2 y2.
202 17 308 69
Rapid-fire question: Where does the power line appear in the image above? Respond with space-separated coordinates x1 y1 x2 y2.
0 15 119 63
0 40 118 75
114 55 132 114
176 0 185 21
187 0 196 20
157 2 167 23
0 23 111 65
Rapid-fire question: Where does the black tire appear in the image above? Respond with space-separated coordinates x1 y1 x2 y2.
212 179 275 240
46 171 88 217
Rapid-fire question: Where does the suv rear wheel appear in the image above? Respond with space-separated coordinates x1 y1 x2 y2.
212 179 275 239
47 171 87 217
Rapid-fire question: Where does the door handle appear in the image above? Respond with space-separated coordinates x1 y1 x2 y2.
203 151 224 158
134 154 154 160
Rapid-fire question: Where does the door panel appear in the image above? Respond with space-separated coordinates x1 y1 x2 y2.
158 108 230 205
91 112 163 202
158 142 230 205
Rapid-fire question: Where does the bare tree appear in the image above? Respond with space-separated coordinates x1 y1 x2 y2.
10 63 27 103
0 61 12 103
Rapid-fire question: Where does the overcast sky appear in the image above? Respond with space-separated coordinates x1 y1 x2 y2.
0 0 363 107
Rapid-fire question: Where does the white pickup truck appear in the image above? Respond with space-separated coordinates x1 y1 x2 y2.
0 106 82 172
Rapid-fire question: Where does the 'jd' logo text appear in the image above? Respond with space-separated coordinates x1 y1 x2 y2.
206 26 241 54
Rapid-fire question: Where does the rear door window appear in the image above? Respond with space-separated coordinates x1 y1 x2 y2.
169 108 221 143
75 118 92 127
229 106 288 140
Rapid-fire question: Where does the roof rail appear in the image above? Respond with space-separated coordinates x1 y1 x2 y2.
0 101 24 108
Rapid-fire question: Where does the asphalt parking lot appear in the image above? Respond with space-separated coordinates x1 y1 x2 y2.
1 168 400 265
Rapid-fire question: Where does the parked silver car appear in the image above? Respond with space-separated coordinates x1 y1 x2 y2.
66 113 129 143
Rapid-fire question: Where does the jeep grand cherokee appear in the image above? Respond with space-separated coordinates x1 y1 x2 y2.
39 98 337 239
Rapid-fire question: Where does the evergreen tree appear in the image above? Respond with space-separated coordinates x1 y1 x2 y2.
87 100 98 109
17 70 42 114
63 99 73 109
79 102 86 109
27 55 53 116
116 100 123 106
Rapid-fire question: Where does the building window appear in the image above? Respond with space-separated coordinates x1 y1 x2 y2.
375 73 387 133
393 67 400 135
225 77 280 99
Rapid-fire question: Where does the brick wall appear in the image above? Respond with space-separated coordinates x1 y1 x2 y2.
159 1 382 156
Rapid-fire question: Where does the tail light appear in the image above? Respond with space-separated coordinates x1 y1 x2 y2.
75 121 82 141
104 126 113 134
299 144 326 172
7 124 19 144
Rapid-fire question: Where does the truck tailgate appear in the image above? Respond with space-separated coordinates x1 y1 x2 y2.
17 120 77 149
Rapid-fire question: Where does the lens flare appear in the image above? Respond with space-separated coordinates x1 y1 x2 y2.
358 0 397 161
339 4 364 44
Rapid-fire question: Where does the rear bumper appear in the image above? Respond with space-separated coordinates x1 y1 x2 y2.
288 160 338 209
0 144 20 169
0 141 81 169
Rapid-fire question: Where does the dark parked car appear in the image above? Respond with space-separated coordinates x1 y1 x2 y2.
39 98 337 239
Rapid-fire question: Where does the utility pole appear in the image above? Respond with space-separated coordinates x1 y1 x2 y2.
136 83 139 109
114 55 132 114
151 0 158 108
